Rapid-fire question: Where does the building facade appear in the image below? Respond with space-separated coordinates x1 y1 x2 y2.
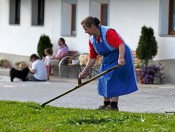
0 0 175 83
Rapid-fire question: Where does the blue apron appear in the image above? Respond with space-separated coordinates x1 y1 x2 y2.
91 25 138 98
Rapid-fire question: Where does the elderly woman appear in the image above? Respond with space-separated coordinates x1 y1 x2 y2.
79 16 138 111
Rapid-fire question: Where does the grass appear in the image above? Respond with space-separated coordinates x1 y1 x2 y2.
0 101 175 132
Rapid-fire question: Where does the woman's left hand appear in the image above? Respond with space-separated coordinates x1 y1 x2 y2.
118 57 125 66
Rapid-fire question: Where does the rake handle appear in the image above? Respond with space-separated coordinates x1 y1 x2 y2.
41 64 121 108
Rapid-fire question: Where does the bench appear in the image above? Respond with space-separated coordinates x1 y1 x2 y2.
58 51 79 78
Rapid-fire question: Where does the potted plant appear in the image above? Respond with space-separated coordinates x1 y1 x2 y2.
136 26 158 84
135 61 143 83
37 34 53 59
0 60 2 67
140 63 165 84
0 59 9 68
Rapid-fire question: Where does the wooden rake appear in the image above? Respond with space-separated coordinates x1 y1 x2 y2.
41 64 121 108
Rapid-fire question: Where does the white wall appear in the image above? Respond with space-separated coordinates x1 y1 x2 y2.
90 1 101 18
110 0 159 50
0 0 175 61
61 2 71 36
63 0 90 53
110 0 175 60
0 0 62 56
159 0 169 35
44 0 61 52
0 0 90 55
0 0 9 26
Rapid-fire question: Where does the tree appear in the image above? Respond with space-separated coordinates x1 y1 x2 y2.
37 34 53 59
136 26 158 66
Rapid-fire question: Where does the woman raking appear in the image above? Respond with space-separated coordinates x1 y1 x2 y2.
79 16 138 111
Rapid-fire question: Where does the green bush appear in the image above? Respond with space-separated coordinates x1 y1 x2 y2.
136 26 158 66
37 34 53 59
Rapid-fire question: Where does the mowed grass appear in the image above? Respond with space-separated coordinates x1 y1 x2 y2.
0 101 175 132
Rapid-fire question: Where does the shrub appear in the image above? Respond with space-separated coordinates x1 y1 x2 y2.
37 34 53 59
136 26 158 66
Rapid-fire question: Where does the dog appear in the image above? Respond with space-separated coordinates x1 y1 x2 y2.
10 67 30 82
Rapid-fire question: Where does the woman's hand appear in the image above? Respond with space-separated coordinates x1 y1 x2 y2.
118 57 125 66
79 70 89 79
79 58 96 79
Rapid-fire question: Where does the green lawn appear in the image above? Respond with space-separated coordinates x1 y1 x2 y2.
0 101 174 132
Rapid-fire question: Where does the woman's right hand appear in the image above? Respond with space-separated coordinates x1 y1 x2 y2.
79 70 89 79
79 58 96 79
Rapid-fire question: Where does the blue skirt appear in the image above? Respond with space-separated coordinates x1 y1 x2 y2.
97 45 138 98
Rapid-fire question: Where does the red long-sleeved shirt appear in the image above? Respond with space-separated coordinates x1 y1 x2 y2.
89 29 124 59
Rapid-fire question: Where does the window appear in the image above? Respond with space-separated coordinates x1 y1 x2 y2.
32 0 45 26
61 0 77 36
101 4 108 26
9 0 21 24
169 0 175 35
71 4 76 35
90 0 109 26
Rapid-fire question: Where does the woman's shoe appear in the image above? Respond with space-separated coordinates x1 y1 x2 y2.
106 106 119 111
97 105 110 110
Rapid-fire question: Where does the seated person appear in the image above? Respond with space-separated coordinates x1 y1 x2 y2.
29 54 47 81
51 38 68 65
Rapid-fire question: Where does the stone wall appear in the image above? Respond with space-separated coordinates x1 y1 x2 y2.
150 59 175 84
0 53 31 68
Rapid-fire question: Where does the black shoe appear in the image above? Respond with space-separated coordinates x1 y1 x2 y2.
106 106 119 111
97 105 110 110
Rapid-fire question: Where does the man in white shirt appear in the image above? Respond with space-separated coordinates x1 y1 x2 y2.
29 54 47 81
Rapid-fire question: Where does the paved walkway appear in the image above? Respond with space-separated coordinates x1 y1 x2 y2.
0 68 175 113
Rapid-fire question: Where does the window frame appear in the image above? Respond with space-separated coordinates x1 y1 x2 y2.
9 0 21 25
38 0 45 25
32 0 45 26
101 4 108 26
169 0 175 35
89 0 109 26
61 0 77 36
71 4 76 35
15 0 21 24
